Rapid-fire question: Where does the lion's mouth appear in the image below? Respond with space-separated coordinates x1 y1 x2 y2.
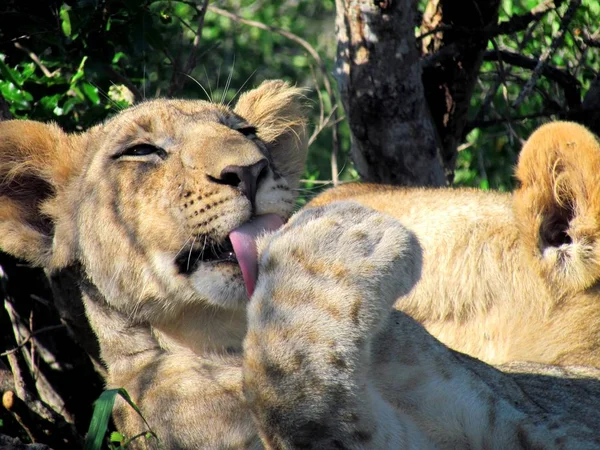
175 237 237 274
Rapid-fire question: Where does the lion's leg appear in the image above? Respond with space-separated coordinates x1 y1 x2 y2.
372 310 600 449
243 203 433 449
243 202 598 449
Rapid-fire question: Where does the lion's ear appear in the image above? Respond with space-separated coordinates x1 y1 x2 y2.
514 121 600 291
0 120 82 267
234 80 308 188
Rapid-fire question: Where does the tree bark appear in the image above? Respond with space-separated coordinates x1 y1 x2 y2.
420 0 501 183
335 0 446 187
577 74 600 136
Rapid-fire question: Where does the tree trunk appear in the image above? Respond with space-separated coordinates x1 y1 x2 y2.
335 0 446 187
420 0 501 183
577 74 600 136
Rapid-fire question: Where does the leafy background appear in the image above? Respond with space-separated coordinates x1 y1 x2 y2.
0 0 598 447
2 0 597 197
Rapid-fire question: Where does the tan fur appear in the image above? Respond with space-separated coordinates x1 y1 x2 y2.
310 122 600 367
1 85 598 449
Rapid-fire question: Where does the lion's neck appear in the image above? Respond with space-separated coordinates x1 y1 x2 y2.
151 305 248 355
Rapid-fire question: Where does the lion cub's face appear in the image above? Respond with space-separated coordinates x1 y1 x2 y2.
0 81 307 323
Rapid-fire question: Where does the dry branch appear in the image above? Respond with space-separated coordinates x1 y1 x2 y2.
483 49 581 108
512 0 581 107
208 5 342 185
168 0 210 96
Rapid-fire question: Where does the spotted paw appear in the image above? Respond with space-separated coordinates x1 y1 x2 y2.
253 201 422 335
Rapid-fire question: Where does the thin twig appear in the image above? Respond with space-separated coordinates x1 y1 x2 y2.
183 0 210 76
1 324 66 357
13 42 58 78
168 0 210 96
512 0 581 108
310 65 325 140
495 0 559 35
208 5 342 185
464 106 600 132
483 50 581 108
308 105 340 146
473 2 549 124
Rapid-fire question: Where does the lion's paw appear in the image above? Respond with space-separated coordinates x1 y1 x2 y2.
244 203 422 446
253 201 422 336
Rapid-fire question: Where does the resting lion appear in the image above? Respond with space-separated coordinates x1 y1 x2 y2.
0 81 599 448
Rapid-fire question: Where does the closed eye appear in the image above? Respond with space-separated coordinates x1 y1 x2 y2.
113 144 168 160
237 126 257 137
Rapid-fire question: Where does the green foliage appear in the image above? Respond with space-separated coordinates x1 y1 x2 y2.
0 0 345 199
455 0 600 190
85 388 157 450
0 0 597 196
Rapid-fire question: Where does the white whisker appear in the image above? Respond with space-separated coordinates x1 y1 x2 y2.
184 73 212 102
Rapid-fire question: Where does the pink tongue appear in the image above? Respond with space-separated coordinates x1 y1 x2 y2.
229 214 284 297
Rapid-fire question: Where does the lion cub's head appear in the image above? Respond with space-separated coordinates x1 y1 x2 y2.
0 81 307 322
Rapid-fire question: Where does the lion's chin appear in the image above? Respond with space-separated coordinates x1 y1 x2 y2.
188 264 249 310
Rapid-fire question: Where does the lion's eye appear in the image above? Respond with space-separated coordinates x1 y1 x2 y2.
114 144 168 160
237 126 257 137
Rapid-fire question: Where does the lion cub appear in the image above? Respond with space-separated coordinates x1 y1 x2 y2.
1 81 598 448
313 121 600 367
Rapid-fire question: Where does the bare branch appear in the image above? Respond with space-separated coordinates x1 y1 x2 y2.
483 49 581 108
183 0 210 76
465 105 600 132
494 0 560 35
513 0 581 108
208 5 342 185
167 0 210 96
13 42 58 78
1 325 65 357
308 105 340 146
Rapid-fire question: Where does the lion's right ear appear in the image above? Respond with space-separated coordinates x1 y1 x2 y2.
0 120 83 267
234 80 308 189
513 121 600 292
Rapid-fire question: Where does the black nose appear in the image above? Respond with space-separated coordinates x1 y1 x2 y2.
219 159 269 206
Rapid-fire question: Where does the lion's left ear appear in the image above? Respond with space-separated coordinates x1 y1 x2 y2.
0 120 84 268
234 80 308 189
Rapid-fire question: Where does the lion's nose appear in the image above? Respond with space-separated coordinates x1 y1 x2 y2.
219 159 269 206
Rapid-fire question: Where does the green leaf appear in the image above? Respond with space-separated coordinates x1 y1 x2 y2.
112 52 126 64
110 431 125 443
70 56 88 85
84 388 156 450
85 389 120 450
82 82 100 104
0 59 22 88
60 4 72 37
40 93 61 112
